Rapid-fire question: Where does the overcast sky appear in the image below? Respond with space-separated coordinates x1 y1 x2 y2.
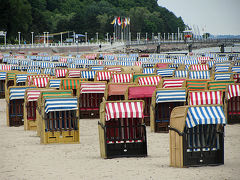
158 0 240 35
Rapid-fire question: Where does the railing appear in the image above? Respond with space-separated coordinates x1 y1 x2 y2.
1 38 240 50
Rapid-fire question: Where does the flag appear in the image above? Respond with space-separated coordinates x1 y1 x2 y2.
117 17 121 26
122 18 124 29
124 18 128 27
111 18 116 25
127 18 130 25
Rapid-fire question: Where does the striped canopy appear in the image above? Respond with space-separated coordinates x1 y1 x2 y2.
162 79 185 88
33 77 50 88
189 91 222 105
186 106 226 128
80 82 106 93
143 68 155 74
42 91 72 99
157 69 175 77
61 79 87 90
208 81 234 91
214 73 232 80
106 67 122 72
189 71 210 79
227 84 240 99
186 80 208 91
16 74 30 83
138 76 161 86
26 89 42 101
81 70 96 79
191 64 209 71
232 67 240 73
68 70 81 78
96 71 115 81
174 70 188 78
49 79 61 88
91 66 104 71
111 73 133 83
45 98 78 113
105 101 144 121
156 89 186 103
55 69 67 78
10 87 36 100
0 72 7 80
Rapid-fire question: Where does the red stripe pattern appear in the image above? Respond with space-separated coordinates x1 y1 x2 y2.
111 73 133 83
96 71 115 81
0 64 12 70
56 69 67 78
26 89 41 101
33 77 50 88
138 76 161 85
59 57 67 63
163 79 185 88
191 64 209 71
234 74 240 82
105 101 144 121
227 84 240 99
68 70 81 78
189 91 222 105
27 75 50 86
106 67 122 72
80 82 106 93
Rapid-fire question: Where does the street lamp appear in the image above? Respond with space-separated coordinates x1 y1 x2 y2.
60 32 63 45
46 32 49 46
96 32 98 43
43 32 46 44
4 32 7 47
18 32 21 46
85 32 87 43
145 32 148 41
31 32 34 46
106 33 109 42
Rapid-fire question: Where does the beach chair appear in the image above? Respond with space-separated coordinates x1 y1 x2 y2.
186 79 209 91
94 71 116 82
225 84 240 124
55 69 67 78
135 75 161 86
38 93 79 144
98 100 147 158
81 70 96 81
169 105 226 167
212 72 233 81
0 71 7 98
142 67 156 74
159 78 186 88
109 72 133 83
24 88 54 130
104 83 135 101
6 86 36 126
188 71 211 80
125 85 156 125
150 88 187 132
133 73 157 82
60 78 88 96
105 65 122 72
36 90 74 136
174 70 189 78
156 68 175 78
77 81 106 118
189 64 209 71
5 71 22 97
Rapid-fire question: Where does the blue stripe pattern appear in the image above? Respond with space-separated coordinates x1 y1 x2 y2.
156 89 186 103
156 69 175 77
91 66 104 71
45 98 78 113
0 72 7 80
16 74 29 83
10 87 36 100
214 73 232 80
143 68 155 74
49 79 61 88
232 67 240 73
186 106 226 128
175 70 188 78
189 71 210 79
81 70 96 79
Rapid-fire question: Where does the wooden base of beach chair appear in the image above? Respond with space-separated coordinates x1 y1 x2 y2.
80 110 99 119
0 80 5 99
41 130 79 144
227 96 240 124
8 99 24 127
107 95 125 101
25 119 37 131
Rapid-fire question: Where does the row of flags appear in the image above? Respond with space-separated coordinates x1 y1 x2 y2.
111 17 130 27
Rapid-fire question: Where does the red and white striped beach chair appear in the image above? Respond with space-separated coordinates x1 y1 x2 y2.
95 71 116 82
78 81 106 118
136 75 161 86
98 100 147 158
55 69 67 78
225 84 240 124
110 73 133 83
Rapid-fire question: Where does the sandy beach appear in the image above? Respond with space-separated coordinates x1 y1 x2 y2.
0 99 239 180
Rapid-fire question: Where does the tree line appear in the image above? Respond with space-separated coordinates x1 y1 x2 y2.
0 0 185 43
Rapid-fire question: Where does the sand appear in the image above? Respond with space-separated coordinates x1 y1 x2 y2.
0 99 240 180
